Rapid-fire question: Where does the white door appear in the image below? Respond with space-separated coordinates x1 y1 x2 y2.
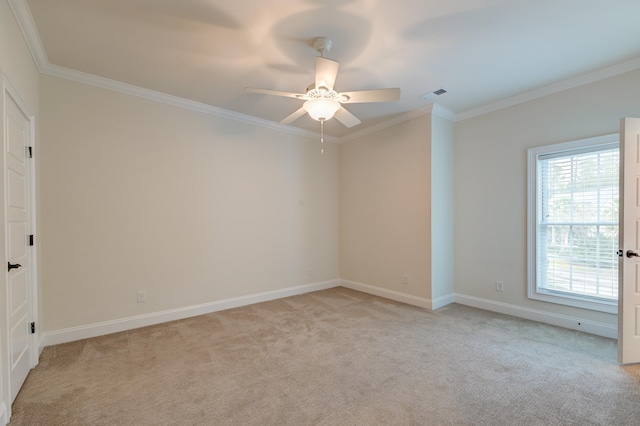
4 85 34 401
619 117 640 364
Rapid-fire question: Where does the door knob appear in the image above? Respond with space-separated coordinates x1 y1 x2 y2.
7 262 22 271
626 250 640 258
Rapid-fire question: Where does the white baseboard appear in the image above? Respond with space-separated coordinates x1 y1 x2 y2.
40 281 615 352
40 279 340 349
454 293 618 339
432 293 455 310
341 279 434 309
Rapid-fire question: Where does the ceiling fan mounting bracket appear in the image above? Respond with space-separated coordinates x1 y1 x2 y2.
312 37 332 57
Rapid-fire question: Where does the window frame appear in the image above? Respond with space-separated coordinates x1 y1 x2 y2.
527 134 619 314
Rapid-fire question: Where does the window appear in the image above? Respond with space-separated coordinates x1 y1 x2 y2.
528 134 619 313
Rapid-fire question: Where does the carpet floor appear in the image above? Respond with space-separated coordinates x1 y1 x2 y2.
9 287 640 425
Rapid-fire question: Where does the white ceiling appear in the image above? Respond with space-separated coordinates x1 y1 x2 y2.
14 0 640 138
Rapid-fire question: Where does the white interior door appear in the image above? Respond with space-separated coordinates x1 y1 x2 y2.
4 84 34 401
618 117 640 365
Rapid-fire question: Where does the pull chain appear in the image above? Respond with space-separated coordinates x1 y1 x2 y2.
320 120 324 155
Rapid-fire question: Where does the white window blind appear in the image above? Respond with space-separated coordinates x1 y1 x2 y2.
536 143 619 302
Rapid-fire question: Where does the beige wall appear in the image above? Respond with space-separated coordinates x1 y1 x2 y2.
454 69 640 327
340 115 432 300
38 75 340 331
6 0 640 354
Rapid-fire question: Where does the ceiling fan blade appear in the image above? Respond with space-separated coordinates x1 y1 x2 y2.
340 88 401 103
315 57 339 90
279 107 307 125
334 106 361 128
246 87 304 99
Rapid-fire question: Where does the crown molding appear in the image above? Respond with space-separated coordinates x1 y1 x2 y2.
9 0 640 136
455 56 640 121
7 0 48 72
7 0 336 142
431 103 457 121
43 64 336 142
337 103 456 143
6 0 453 143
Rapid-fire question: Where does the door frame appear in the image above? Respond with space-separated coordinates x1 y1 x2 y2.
618 117 640 365
0 70 38 423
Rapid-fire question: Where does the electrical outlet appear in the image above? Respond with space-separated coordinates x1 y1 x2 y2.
403 274 409 285
495 281 504 292
137 291 146 303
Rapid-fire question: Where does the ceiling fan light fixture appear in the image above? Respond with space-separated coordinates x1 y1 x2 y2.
303 98 340 121
246 36 399 132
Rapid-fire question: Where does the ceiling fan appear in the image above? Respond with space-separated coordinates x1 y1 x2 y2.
246 37 401 131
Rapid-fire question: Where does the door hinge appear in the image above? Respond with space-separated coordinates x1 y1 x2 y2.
26 146 33 158
29 235 34 246
30 322 35 334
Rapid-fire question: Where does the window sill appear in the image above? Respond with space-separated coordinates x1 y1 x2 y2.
528 288 617 314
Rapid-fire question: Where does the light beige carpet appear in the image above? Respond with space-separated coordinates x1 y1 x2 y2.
9 287 640 425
